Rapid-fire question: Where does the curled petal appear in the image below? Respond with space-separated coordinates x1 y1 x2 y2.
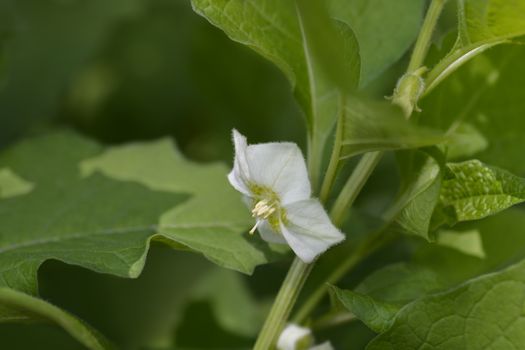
281 199 345 263
246 142 311 204
227 129 251 195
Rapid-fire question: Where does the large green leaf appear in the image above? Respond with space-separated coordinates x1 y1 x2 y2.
191 0 360 187
368 258 525 349
328 0 424 85
0 132 281 295
425 0 525 92
0 288 112 350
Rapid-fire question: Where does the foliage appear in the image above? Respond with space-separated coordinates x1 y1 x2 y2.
2 0 525 349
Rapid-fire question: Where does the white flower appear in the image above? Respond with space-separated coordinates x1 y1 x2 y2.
277 324 334 350
227 129 344 263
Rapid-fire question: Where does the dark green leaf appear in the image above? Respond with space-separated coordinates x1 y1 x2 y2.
368 258 525 349
0 132 282 295
328 0 424 85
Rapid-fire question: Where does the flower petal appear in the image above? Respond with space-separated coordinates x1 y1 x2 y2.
227 129 251 195
258 220 287 244
281 199 345 263
246 142 311 204
277 324 312 350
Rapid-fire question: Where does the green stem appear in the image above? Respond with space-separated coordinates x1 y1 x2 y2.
319 93 345 203
290 0 447 325
253 257 313 350
307 136 322 194
407 0 446 73
330 151 383 227
293 228 393 324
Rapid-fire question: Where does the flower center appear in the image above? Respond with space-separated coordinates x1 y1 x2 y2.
249 199 277 234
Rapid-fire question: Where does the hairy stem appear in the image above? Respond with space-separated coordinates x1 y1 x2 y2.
407 0 446 73
330 151 383 226
253 257 313 350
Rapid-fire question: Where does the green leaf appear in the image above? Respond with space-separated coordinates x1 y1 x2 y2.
440 159 525 222
0 168 34 199
368 258 525 349
0 132 281 295
328 0 424 86
191 269 265 337
0 287 112 350
415 208 525 286
330 263 443 333
446 122 488 160
330 286 399 333
386 150 443 241
422 45 525 174
354 263 443 305
341 97 445 159
436 229 486 258
426 0 525 92
191 0 360 184
81 137 285 274
295 0 360 92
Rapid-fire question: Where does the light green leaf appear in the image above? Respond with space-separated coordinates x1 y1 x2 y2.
0 132 281 295
440 159 525 222
436 229 486 258
81 138 285 274
328 0 425 85
0 168 34 198
341 97 445 159
191 269 265 337
426 0 525 93
446 122 488 160
0 287 112 350
191 0 360 185
368 258 525 349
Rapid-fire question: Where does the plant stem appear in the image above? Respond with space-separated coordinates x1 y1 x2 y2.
330 151 383 226
307 136 323 194
290 0 448 325
253 257 313 350
293 228 396 324
407 0 446 73
319 93 345 203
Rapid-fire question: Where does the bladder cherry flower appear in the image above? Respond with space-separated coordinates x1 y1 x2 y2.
227 129 344 263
